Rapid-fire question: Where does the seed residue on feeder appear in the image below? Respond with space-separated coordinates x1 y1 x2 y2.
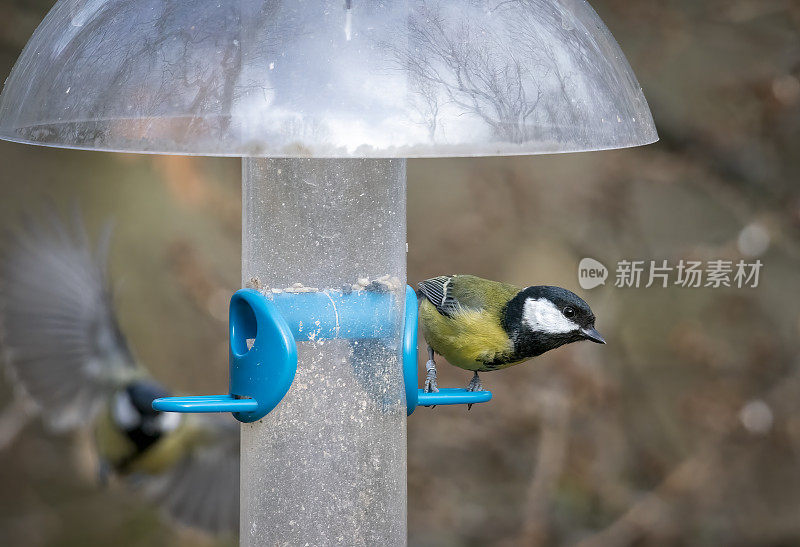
283 282 320 293
246 276 402 299
246 276 264 292
249 275 401 295
349 275 402 293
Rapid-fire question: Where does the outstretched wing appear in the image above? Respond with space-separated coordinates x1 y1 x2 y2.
0 208 138 432
140 414 240 535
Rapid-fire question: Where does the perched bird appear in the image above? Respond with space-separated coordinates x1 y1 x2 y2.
418 275 605 398
0 209 239 535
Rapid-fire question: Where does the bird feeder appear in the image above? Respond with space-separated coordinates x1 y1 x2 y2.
0 0 656 545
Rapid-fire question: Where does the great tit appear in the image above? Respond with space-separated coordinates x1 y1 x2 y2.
0 209 238 535
418 275 605 397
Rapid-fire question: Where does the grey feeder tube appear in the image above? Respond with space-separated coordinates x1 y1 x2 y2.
241 158 407 545
0 0 658 545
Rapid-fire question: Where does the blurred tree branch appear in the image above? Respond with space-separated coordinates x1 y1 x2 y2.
519 381 571 546
578 355 800 546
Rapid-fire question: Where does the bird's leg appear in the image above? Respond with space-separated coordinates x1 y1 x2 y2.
424 346 439 393
466 371 483 392
466 372 482 410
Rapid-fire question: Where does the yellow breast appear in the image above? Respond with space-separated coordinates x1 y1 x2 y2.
419 299 514 371
128 419 197 474
94 407 196 475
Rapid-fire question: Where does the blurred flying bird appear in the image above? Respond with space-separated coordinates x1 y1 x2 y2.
0 208 239 535
418 275 605 403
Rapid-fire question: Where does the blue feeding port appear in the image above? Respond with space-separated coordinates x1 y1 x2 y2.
153 285 492 420
153 289 298 423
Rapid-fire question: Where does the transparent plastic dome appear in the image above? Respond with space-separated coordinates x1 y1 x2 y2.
0 0 657 157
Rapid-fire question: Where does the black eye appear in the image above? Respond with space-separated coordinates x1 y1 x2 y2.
563 306 576 318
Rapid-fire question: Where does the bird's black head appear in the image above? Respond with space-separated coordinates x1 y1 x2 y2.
502 285 605 359
112 380 181 453
126 381 171 417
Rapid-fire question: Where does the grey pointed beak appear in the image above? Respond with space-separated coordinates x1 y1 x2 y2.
582 327 606 344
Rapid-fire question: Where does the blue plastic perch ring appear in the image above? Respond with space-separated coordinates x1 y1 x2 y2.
153 289 297 422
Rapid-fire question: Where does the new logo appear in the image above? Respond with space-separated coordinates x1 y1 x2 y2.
578 258 608 290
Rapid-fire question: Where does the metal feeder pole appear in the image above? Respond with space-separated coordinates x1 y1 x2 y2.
241 158 408 545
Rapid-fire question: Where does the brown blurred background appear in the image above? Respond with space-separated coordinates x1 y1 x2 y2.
1 1 799 545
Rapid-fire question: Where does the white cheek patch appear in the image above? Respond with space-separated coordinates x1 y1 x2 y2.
523 298 579 334
112 391 140 429
156 411 182 433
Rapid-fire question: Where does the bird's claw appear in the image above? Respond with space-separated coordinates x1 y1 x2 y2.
466 373 483 393
424 360 439 393
466 373 482 410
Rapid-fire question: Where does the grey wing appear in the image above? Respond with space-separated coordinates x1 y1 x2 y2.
141 415 240 536
417 275 460 317
0 208 137 431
